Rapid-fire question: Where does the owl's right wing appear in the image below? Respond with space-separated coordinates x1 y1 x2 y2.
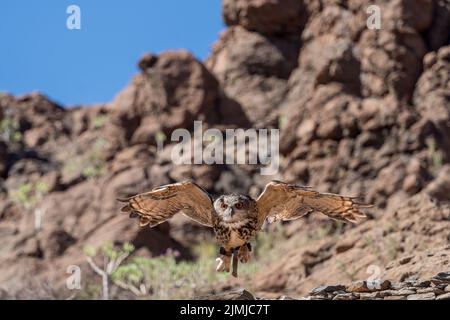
118 181 216 228
256 181 371 229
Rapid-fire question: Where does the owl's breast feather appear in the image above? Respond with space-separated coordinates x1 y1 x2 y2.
228 230 247 248
214 224 248 249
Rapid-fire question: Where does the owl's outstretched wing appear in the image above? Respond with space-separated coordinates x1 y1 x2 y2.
118 181 216 228
255 181 371 229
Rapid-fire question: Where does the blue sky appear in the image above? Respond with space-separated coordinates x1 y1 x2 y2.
0 0 224 106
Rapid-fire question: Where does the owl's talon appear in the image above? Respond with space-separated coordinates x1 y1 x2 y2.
238 245 251 263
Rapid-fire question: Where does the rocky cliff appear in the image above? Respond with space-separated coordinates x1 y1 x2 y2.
0 0 449 299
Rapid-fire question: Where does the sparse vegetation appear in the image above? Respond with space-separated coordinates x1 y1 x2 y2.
253 223 287 262
337 260 362 281
82 164 106 179
0 117 22 145
83 241 229 300
62 159 78 178
84 242 134 300
9 181 50 208
386 235 400 261
112 253 225 299
386 219 400 234
92 114 108 130
426 137 444 176
63 138 108 180
278 115 287 129
77 284 102 300
155 130 167 143
82 138 107 178
155 130 167 151
303 220 347 242
363 231 402 264
113 241 229 299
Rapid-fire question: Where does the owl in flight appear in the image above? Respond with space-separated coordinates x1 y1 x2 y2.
118 180 370 277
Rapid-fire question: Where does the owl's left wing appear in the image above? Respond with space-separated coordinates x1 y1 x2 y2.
255 181 371 229
118 181 215 228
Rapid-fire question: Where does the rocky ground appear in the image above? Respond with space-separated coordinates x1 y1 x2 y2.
202 271 450 300
305 271 450 300
0 0 449 299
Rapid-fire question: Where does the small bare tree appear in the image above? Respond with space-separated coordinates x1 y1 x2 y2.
84 242 134 300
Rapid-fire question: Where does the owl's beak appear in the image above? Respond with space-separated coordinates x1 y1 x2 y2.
224 207 234 220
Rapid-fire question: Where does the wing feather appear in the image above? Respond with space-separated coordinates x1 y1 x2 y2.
256 181 371 229
118 181 215 227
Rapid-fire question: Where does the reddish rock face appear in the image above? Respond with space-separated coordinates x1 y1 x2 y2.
222 0 307 35
0 141 8 177
1 0 450 299
108 50 220 146
206 26 299 126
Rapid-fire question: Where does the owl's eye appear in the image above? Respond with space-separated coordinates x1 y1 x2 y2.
235 202 243 209
221 203 227 209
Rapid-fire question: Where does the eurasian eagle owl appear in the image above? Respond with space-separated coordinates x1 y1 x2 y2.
118 181 370 277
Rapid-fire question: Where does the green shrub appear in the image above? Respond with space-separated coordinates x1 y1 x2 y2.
112 253 227 299
92 115 108 130
155 130 167 143
82 138 107 178
62 138 107 180
426 137 443 176
9 181 50 208
0 118 22 145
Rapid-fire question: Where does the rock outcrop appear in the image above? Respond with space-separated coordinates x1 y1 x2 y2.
1 0 449 299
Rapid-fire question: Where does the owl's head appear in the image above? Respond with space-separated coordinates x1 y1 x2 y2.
214 194 253 223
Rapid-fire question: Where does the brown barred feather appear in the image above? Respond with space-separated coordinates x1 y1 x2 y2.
256 181 371 229
117 181 216 228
